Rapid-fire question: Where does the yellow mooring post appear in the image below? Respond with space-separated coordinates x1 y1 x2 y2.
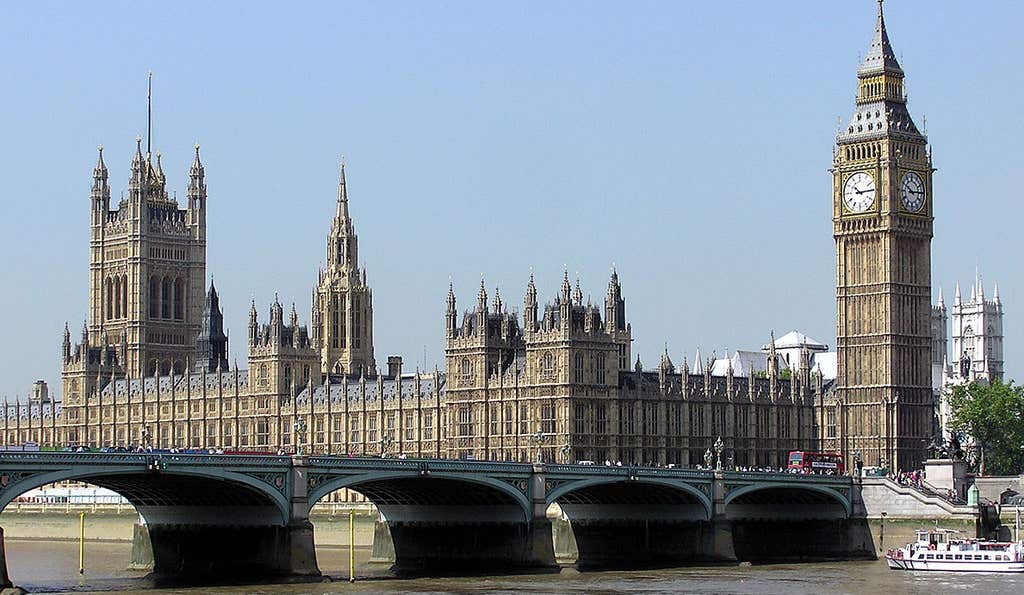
78 511 85 575
349 509 355 583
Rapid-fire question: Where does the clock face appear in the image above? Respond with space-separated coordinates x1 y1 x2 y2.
843 172 876 213
900 172 925 212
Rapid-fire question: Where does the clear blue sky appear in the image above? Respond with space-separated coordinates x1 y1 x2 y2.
1 1 1020 398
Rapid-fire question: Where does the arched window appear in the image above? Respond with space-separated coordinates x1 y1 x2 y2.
460 358 472 378
161 277 171 319
173 278 184 320
105 277 113 320
258 364 268 387
113 276 121 319
149 277 160 319
542 352 555 375
121 274 128 319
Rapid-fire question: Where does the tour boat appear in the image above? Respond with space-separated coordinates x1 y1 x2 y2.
886 529 1024 572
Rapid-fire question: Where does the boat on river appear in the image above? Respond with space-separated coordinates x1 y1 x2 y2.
886 529 1024 572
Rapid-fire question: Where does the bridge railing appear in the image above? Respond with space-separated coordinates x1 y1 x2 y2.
0 451 292 467
306 456 533 474
543 464 712 480
722 470 853 486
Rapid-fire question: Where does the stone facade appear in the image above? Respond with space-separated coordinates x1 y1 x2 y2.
831 2 934 471
443 273 823 467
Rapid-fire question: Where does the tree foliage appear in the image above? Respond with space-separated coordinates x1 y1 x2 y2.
948 380 1024 476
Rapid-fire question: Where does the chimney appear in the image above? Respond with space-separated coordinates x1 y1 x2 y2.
387 356 403 378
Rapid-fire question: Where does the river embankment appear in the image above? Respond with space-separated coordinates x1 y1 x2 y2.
0 507 380 547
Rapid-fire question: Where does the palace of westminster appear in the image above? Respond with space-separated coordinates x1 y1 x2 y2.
1 3 1005 472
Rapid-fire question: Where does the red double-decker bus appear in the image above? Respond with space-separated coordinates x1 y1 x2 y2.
788 451 844 474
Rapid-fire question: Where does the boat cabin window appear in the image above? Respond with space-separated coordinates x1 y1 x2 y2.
945 555 953 560
925 554 934 559
984 555 991 560
954 554 962 560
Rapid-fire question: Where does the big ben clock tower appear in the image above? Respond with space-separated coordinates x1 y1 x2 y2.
833 1 934 471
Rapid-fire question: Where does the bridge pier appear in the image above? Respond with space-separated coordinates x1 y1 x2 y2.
384 518 554 573
0 527 12 589
145 520 318 579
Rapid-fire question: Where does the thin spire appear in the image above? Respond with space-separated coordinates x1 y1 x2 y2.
936 286 944 308
954 281 962 306
336 158 349 221
859 0 902 75
147 71 153 157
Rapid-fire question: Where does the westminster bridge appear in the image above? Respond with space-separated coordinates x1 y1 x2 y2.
0 452 873 582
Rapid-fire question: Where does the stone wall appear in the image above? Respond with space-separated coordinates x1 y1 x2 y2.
858 478 977 519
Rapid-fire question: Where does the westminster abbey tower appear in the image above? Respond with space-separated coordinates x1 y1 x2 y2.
833 1 934 470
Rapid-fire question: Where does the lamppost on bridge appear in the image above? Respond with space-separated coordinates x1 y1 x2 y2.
852 448 863 479
703 447 713 470
560 442 571 464
293 418 307 456
141 426 151 451
714 436 724 471
379 435 394 459
532 431 545 464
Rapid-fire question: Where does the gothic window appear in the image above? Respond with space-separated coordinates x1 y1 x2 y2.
121 274 128 319
460 358 472 380
541 402 555 434
573 402 586 434
353 296 361 348
596 354 606 384
542 352 555 376
573 353 584 383
303 365 310 385
423 411 433 440
458 405 473 437
367 413 377 444
404 411 415 441
963 325 975 358
618 344 627 370
105 277 113 320
160 277 171 319
827 408 837 439
489 404 499 435
258 364 268 387
596 403 608 434
349 417 360 444
283 365 292 392
519 407 528 435
504 405 513 435
149 277 160 319
173 278 184 320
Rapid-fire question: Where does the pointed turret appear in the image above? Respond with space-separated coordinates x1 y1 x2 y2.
560 269 571 303
573 277 583 306
62 322 72 362
336 159 350 222
524 272 538 332
858 0 903 76
128 136 145 196
693 348 704 375
492 287 502 313
954 281 962 306
91 145 110 212
188 143 206 201
936 286 944 308
248 298 259 345
477 277 488 312
993 282 1001 306
445 280 458 338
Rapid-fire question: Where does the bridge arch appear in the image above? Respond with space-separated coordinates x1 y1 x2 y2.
308 471 532 522
546 477 713 521
0 465 291 525
724 482 851 519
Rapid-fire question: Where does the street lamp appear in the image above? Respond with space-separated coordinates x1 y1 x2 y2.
852 448 862 477
560 442 572 464
141 426 151 451
703 447 713 470
714 436 724 471
293 418 307 456
379 435 394 459
532 431 545 464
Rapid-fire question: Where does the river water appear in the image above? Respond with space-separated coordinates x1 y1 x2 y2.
7 539 1024 594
